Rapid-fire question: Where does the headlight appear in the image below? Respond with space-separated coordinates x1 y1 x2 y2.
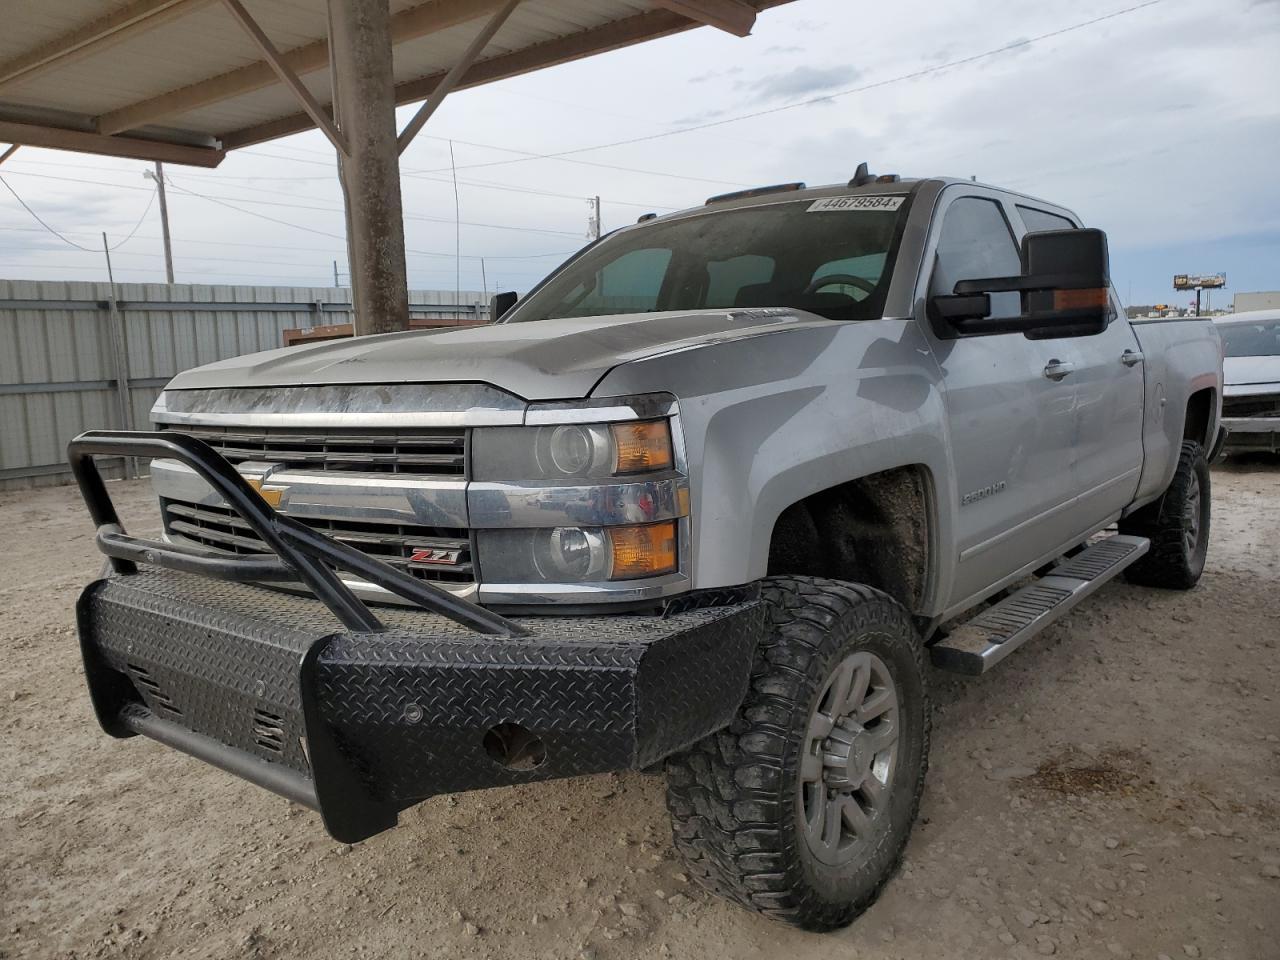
472 420 674 481
478 520 678 583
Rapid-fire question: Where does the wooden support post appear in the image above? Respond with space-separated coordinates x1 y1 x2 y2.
327 0 410 336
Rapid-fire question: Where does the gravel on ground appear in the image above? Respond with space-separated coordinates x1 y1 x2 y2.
1 460 1277 960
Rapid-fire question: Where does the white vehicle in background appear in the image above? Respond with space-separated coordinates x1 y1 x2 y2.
1215 310 1280 456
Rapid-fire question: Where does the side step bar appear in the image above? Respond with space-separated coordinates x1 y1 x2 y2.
931 534 1150 676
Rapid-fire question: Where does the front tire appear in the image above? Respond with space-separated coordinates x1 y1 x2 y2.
1119 440 1210 589
664 577 929 931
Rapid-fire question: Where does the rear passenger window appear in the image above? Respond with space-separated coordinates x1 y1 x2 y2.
930 197 1021 318
1017 205 1077 233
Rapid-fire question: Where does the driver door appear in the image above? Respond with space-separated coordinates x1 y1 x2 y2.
920 190 1082 609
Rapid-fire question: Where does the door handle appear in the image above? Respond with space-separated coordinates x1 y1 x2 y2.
1121 349 1144 367
1042 359 1075 381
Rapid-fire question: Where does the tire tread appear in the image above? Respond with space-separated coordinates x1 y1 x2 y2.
664 576 929 930
1119 440 1209 589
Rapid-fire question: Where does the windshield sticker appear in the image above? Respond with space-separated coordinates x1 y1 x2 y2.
807 195 905 213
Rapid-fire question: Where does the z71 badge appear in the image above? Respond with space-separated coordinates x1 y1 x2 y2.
408 547 463 566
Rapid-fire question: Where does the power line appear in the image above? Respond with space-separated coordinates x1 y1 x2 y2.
164 181 579 259
0 220 576 261
1 175 97 251
426 0 1168 176
230 148 691 205
164 173 584 237
1 153 682 211
110 186 158 250
417 135 754 188
0 169 588 239
163 179 347 242
0 171 158 252
244 143 750 190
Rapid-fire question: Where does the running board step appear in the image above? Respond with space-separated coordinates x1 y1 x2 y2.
931 534 1150 676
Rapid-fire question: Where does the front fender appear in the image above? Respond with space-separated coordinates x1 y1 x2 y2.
593 317 955 615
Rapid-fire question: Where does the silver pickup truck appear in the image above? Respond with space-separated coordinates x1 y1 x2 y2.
70 167 1222 931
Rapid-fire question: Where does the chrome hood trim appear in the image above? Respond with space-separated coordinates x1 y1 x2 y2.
153 382 525 428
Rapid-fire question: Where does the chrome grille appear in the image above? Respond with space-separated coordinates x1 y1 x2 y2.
160 424 467 476
160 499 473 584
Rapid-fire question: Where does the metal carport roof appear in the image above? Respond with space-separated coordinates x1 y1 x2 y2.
0 0 800 332
0 0 795 167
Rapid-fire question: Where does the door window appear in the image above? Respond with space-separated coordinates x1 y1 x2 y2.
930 197 1021 318
1017 205 1077 233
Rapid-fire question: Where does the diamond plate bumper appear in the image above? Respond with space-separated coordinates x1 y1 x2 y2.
76 569 763 842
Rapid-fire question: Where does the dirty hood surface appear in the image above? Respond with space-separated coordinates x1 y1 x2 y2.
166 310 835 400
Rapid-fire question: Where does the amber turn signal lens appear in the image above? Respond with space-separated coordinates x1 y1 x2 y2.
611 420 674 474
608 520 677 579
1053 287 1108 310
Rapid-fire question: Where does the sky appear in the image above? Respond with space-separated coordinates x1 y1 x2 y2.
0 0 1277 308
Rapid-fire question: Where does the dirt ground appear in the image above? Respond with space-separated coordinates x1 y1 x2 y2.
1 462 1277 960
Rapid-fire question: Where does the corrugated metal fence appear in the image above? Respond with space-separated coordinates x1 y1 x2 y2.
0 279 488 490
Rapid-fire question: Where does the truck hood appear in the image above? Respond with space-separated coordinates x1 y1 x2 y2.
164 309 837 401
1223 356 1280 389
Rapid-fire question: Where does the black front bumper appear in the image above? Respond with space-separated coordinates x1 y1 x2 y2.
68 432 762 843
79 572 761 842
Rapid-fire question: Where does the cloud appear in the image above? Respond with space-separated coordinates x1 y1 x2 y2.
740 64 860 102
687 65 743 84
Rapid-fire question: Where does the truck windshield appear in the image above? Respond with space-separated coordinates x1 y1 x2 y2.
508 197 909 323
1219 320 1280 358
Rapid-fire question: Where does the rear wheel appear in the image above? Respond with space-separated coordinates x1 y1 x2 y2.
1119 440 1210 589
664 577 928 930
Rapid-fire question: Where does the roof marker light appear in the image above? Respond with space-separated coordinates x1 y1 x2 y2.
705 182 806 205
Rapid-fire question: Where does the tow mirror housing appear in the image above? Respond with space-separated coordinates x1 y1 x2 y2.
929 228 1113 339
490 291 518 322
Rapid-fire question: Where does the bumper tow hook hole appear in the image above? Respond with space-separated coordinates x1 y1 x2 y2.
482 723 547 771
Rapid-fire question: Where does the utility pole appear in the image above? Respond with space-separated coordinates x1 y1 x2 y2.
144 162 175 283
333 259 340 286
588 195 601 241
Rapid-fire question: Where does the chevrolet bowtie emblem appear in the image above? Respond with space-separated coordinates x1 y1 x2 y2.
244 476 286 509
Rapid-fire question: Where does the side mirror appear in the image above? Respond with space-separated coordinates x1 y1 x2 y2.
490 290 518 322
929 228 1114 339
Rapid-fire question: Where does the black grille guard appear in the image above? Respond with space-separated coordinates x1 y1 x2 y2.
66 430 763 843
69 430 524 637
